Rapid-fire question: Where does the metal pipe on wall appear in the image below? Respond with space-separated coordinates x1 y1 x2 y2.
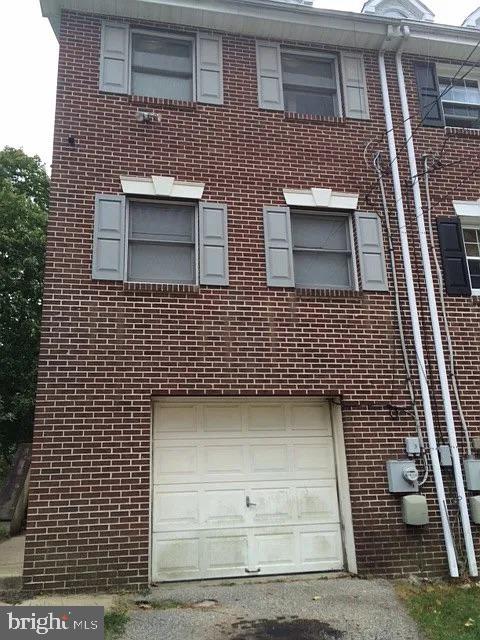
394 32 478 577
378 31 459 577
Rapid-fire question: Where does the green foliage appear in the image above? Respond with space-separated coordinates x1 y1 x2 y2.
398 582 480 640
104 610 130 639
0 147 48 462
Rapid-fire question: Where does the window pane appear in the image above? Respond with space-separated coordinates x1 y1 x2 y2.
468 260 480 289
463 228 478 243
128 242 195 283
282 53 336 90
129 202 194 242
131 33 193 100
293 251 351 289
292 213 349 251
465 243 480 258
282 52 338 116
284 89 337 117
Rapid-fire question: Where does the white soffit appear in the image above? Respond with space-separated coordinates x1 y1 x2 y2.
283 188 359 210
453 199 480 218
120 175 205 199
39 0 480 59
463 8 480 29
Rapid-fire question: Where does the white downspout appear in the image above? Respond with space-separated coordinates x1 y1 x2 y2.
395 28 478 578
378 28 459 578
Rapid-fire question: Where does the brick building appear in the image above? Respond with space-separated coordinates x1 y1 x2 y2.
28 0 480 592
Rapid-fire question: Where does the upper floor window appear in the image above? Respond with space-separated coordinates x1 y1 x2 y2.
131 32 194 101
462 226 480 291
256 41 370 120
438 76 480 129
100 22 223 105
281 51 341 117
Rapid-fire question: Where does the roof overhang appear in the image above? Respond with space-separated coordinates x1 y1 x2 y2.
39 0 480 60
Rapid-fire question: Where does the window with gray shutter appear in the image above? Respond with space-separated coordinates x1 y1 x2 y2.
92 194 126 280
131 32 194 101
256 41 285 111
291 211 354 289
355 211 388 292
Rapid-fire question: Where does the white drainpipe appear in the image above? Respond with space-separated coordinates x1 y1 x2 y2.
378 28 459 578
395 28 478 578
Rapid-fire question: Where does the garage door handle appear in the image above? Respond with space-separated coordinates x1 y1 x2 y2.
246 496 256 508
245 568 261 574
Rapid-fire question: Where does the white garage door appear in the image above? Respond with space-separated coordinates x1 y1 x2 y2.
151 400 344 582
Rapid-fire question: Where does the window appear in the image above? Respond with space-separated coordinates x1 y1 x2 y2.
290 211 354 289
127 200 197 284
131 32 194 101
438 76 480 129
462 226 480 291
281 51 341 117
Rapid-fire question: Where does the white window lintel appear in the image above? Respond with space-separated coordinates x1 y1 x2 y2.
120 175 205 200
283 187 359 210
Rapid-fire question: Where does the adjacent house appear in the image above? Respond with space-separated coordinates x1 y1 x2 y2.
29 0 480 592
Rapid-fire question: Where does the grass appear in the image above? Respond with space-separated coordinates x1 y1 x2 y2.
104 610 130 640
397 582 480 640
0 524 9 542
148 598 183 610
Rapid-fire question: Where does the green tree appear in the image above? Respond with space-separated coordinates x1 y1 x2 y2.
0 147 48 462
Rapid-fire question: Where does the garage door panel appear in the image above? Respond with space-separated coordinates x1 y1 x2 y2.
153 488 199 529
250 487 293 524
254 531 296 569
205 444 245 474
248 404 287 431
153 404 198 437
293 442 335 476
291 403 332 434
251 444 288 473
205 534 249 571
296 485 340 523
152 533 201 581
153 444 198 481
300 527 343 568
204 489 246 526
203 404 244 433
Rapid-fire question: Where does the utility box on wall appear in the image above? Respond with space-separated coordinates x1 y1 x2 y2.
402 495 429 526
470 496 480 525
386 460 419 493
464 459 480 491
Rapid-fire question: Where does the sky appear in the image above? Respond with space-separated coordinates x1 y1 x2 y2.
0 0 479 172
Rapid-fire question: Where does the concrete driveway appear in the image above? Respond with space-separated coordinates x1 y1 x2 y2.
126 575 423 640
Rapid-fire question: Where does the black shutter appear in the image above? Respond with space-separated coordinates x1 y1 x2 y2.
414 62 445 128
437 217 471 296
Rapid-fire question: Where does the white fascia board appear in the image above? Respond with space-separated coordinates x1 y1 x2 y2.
284 188 359 210
121 175 205 199
39 0 480 56
453 200 480 219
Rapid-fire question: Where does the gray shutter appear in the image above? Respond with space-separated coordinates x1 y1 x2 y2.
340 52 370 120
199 202 229 286
256 41 284 110
92 194 126 281
263 206 294 287
100 22 130 94
196 33 223 105
355 211 388 292
413 62 445 128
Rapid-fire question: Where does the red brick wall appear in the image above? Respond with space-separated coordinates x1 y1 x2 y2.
23 9 480 592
